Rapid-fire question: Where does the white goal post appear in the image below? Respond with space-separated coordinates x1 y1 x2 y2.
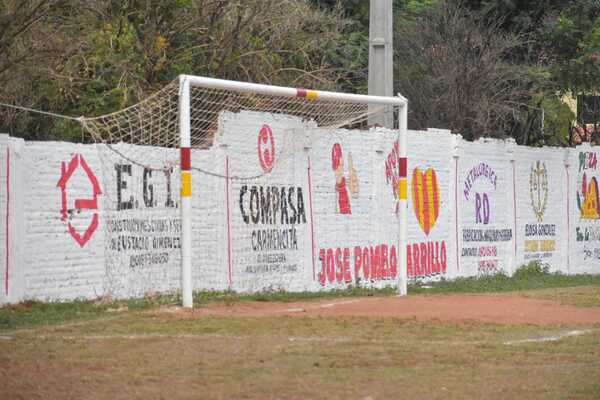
177 75 408 308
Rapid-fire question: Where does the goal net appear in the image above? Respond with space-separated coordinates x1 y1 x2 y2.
82 75 408 307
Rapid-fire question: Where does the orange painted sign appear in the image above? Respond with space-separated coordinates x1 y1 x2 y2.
412 167 440 235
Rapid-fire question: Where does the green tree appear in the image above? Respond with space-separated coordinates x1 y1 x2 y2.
0 0 352 141
544 0 600 94
394 0 545 141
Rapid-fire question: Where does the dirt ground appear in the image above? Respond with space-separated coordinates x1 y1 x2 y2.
4 291 600 399
184 293 600 325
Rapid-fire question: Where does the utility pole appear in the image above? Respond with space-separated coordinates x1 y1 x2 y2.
368 0 394 128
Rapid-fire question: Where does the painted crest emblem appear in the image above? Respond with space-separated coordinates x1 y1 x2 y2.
529 161 548 222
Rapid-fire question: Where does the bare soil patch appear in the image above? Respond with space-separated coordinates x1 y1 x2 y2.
184 293 600 325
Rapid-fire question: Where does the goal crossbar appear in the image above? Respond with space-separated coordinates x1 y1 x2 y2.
184 75 408 106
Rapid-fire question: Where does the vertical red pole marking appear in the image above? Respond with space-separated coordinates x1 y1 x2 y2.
566 165 570 274
225 156 233 289
454 157 460 271
5 148 10 296
307 156 316 280
512 161 517 258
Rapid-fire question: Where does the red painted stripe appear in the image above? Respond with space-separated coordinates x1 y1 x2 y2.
431 169 439 220
512 162 517 258
412 169 420 227
454 157 460 271
296 88 307 98
421 169 430 235
225 156 232 288
180 147 191 171
566 166 570 273
307 156 316 280
399 157 407 178
5 148 9 296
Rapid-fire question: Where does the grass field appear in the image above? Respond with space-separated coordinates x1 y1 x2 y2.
1 266 600 399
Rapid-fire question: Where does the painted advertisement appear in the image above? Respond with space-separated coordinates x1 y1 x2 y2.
217 111 313 292
97 145 181 298
459 142 513 277
403 131 453 281
572 148 600 273
513 146 565 272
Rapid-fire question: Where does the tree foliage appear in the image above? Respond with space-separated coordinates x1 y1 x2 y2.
394 1 542 141
0 0 351 140
0 0 598 146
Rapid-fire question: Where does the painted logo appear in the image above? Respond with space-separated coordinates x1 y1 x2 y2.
577 172 600 220
411 167 440 235
258 124 275 172
57 154 102 247
332 143 358 214
529 161 548 222
385 140 400 213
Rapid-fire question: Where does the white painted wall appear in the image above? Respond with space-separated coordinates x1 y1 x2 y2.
1 113 599 303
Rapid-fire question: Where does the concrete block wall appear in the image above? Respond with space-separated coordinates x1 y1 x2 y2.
1 113 599 304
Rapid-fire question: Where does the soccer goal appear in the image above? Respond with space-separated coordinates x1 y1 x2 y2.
83 75 408 308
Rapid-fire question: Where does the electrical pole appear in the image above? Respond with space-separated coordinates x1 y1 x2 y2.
368 0 394 128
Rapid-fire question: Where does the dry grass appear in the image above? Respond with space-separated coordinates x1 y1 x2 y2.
1 310 600 399
519 285 600 307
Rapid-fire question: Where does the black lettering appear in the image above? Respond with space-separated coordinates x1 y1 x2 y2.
296 187 307 223
143 168 154 207
115 164 133 210
288 187 297 224
280 187 289 224
260 186 271 224
271 186 280 225
250 186 259 224
164 168 175 208
239 185 249 224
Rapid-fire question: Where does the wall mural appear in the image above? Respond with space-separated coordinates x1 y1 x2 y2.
408 166 447 279
12 119 600 302
331 143 358 214
385 140 401 214
57 154 102 247
461 162 512 276
105 162 180 272
576 151 600 262
577 151 599 220
412 167 440 235
524 161 556 261
257 124 276 172
317 244 398 285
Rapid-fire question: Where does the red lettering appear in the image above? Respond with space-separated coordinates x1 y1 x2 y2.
363 247 370 279
420 243 427 276
343 248 351 282
441 241 447 273
377 245 383 280
318 249 326 285
335 248 343 282
354 246 362 281
390 245 397 278
407 245 413 278
370 246 379 280
326 249 335 283
413 244 420 277
320 242 445 283
381 245 388 279
427 242 434 275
